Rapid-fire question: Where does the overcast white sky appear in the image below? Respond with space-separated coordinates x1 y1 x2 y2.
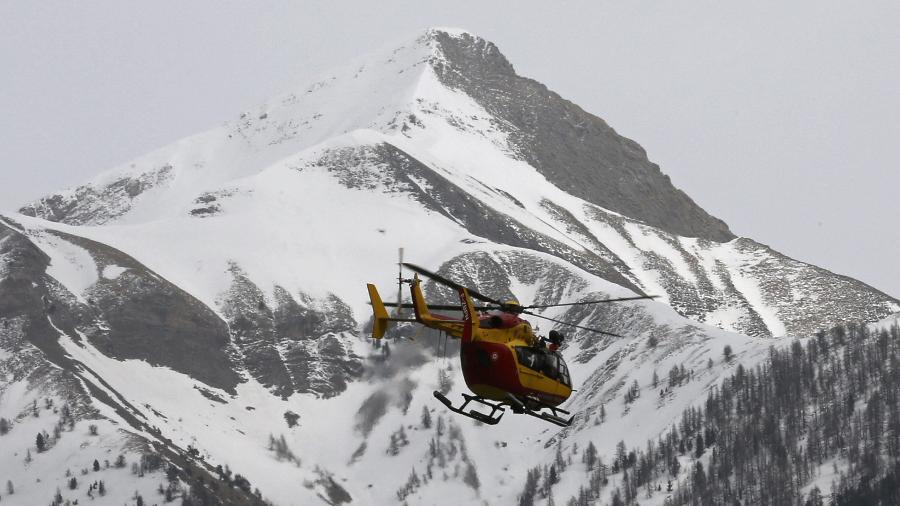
1 1 898 298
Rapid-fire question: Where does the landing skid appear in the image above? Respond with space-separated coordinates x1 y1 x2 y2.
433 391 574 428
507 393 574 428
433 391 505 425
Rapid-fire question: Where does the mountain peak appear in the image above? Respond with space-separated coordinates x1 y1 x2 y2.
422 27 515 75
416 29 735 241
21 27 732 242
420 26 474 40
423 26 471 36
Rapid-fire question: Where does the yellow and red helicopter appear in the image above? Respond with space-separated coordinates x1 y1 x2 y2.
367 261 654 427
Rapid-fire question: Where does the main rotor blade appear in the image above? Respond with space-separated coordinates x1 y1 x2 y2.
521 310 623 338
378 302 495 311
401 263 503 305
521 295 658 310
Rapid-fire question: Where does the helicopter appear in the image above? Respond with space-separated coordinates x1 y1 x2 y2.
366 260 655 427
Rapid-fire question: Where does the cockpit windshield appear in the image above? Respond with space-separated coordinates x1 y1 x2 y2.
515 347 571 387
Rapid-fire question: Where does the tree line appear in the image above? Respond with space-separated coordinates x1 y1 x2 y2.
548 322 900 505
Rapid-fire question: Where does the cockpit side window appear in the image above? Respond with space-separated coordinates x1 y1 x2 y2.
515 346 539 370
558 357 571 387
515 347 570 387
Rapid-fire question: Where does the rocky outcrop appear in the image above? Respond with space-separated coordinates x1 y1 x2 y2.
19 164 173 225
220 265 295 397
582 209 898 337
221 265 363 399
429 30 734 242
71 233 240 391
311 141 643 294
0 219 241 391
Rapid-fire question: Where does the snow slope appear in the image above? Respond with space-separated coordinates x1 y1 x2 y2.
2 224 775 505
2 28 897 506
18 29 896 339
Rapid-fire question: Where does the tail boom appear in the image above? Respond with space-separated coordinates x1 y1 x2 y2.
409 275 466 337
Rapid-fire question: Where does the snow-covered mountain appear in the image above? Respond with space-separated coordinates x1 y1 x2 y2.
1 28 897 505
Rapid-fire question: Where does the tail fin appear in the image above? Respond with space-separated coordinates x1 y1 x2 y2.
458 287 477 344
367 284 390 339
409 275 432 322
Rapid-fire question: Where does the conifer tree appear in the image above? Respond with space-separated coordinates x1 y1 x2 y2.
583 441 598 471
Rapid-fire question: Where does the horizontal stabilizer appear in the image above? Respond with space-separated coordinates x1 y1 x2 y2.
367 283 391 339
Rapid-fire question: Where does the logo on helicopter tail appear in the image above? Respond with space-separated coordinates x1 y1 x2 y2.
458 288 471 322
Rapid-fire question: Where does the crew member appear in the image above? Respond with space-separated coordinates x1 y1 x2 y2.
547 330 564 352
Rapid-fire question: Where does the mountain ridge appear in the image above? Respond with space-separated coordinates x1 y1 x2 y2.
20 28 732 242
1 27 897 506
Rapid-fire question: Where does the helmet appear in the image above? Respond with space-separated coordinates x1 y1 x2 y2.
548 330 564 345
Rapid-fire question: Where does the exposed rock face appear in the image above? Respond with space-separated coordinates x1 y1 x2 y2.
19 164 173 225
304 136 897 337
278 293 363 397
429 30 734 242
581 209 898 337
221 265 363 399
280 334 362 398
2 216 364 402
70 233 241 391
0 219 241 391
732 238 897 334
311 141 643 294
0 220 131 430
220 265 295 397
0 220 70 370
0 221 52 325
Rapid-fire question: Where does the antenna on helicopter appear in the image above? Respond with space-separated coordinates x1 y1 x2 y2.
395 248 405 317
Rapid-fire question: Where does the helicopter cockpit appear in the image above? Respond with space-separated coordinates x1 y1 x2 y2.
514 346 571 387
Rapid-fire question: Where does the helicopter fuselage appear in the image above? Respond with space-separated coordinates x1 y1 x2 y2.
367 262 653 427
430 308 573 408
460 332 571 408
367 271 580 426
